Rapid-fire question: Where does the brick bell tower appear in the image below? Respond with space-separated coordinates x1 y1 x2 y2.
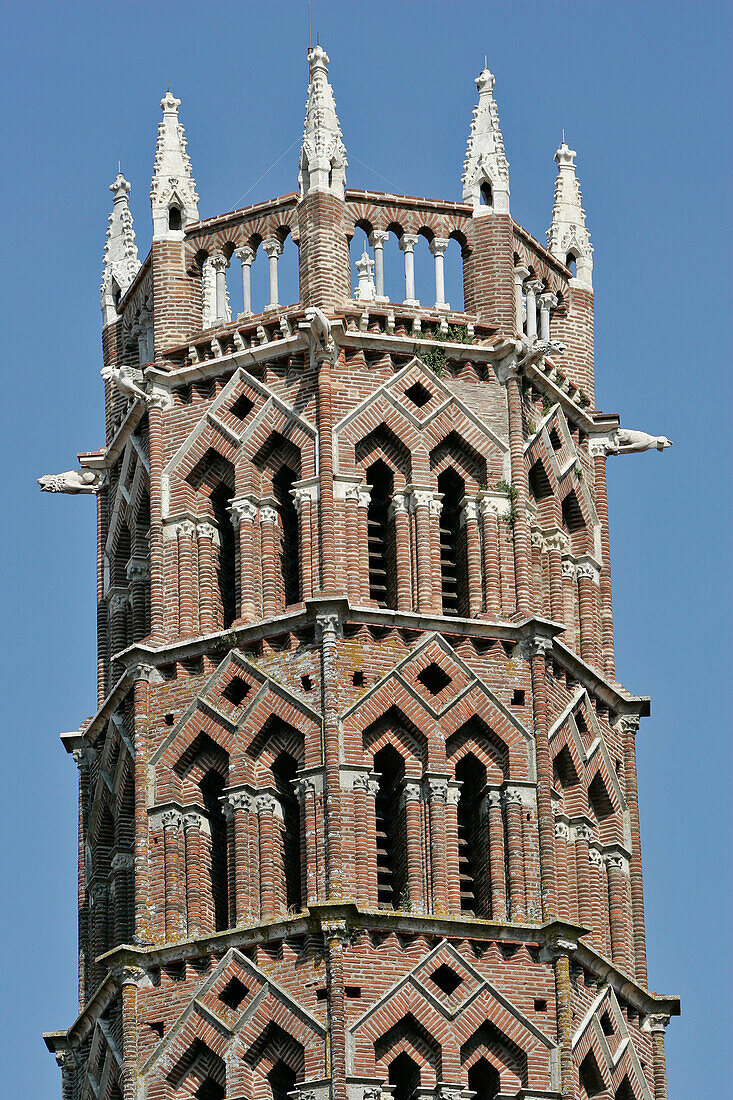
42 48 679 1100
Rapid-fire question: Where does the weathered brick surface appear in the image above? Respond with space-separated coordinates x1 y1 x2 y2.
46 99 676 1100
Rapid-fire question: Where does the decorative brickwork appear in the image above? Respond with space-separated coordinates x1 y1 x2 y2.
42 49 677 1100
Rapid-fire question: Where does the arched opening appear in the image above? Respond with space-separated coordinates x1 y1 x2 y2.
196 1081 225 1100
480 180 493 208
272 751 302 912
455 755 487 915
349 225 373 300
578 1049 605 1097
367 459 396 608
469 1057 501 1100
211 482 236 627
373 744 408 909
566 253 577 277
273 465 300 606
614 1077 635 1100
268 1060 297 1100
437 468 466 617
588 773 614 821
444 235 466 311
200 769 229 932
168 206 182 231
388 1052 421 1100
277 229 300 309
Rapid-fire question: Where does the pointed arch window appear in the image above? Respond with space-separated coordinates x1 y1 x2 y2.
480 181 493 208
437 468 467 616
210 482 236 627
367 460 396 608
200 769 229 931
272 751 302 912
469 1059 500 1100
273 465 300 606
455 755 488 915
168 206 182 231
388 1052 421 1100
373 745 408 909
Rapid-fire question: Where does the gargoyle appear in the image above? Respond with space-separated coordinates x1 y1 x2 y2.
38 469 103 494
304 306 336 365
611 429 673 454
101 365 149 403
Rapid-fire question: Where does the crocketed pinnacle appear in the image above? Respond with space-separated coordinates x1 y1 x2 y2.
101 171 140 324
547 139 593 291
462 66 510 215
299 44 347 199
150 90 199 239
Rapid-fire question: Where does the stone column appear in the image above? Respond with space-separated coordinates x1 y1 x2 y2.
573 821 593 931
429 237 450 309
390 490 412 611
161 808 184 939
293 486 315 601
183 809 207 935
525 636 557 919
211 254 229 323
606 850 633 973
531 529 545 615
263 237 283 309
175 520 197 635
618 714 647 984
588 847 607 955
400 234 419 305
428 494 444 613
323 920 349 1100
257 792 280 916
427 777 449 915
225 790 254 925
259 501 281 615
525 279 543 342
576 559 601 667
318 611 344 900
562 559 577 649
461 499 482 617
445 783 462 914
546 530 568 622
234 244 254 316
363 775 380 906
644 1014 670 1100
357 487 371 602
111 851 133 946
410 489 434 612
539 290 558 342
479 496 502 616
196 521 219 632
108 590 129 677
554 820 571 921
403 780 424 911
126 557 149 641
229 497 259 622
513 265 530 335
369 230 389 299
551 939 578 1098
504 788 525 920
487 789 507 920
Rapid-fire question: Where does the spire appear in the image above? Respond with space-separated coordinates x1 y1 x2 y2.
299 45 347 198
150 91 199 239
101 171 140 324
547 139 593 291
462 66 510 215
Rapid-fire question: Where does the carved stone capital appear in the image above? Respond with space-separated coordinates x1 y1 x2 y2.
616 714 640 739
109 591 130 613
256 792 278 815
183 810 205 831
369 230 389 247
111 851 134 872
389 491 408 517
117 964 149 988
197 521 220 545
409 487 433 511
160 809 182 829
555 819 571 841
487 789 503 810
228 497 258 526
210 253 229 272
399 234 418 253
588 846 604 867
643 1012 670 1034
429 237 450 257
562 558 576 579
259 504 279 525
316 611 342 640
460 498 479 524
403 780 422 803
226 790 253 814
126 556 149 581
576 559 600 582
234 245 255 266
521 635 554 661
262 237 283 259
427 777 449 803
574 823 593 844
504 786 524 807
539 290 559 311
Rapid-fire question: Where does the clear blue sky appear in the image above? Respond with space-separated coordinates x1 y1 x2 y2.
0 1 728 1095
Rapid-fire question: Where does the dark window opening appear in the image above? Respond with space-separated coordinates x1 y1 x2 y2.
549 427 563 451
301 675 312 691
534 998 548 1012
168 207 182 231
389 1052 421 1100
353 670 365 686
456 755 487 915
588 773 614 820
316 987 328 1000
201 769 229 932
468 1058 500 1100
528 459 553 501
601 1010 614 1036
417 662 451 695
511 689 525 706
149 1021 165 1038
164 713 175 726
561 490 584 533
222 676 250 705
553 746 579 790
566 253 577 277
437 468 466 616
615 1077 635 1100
405 381 432 408
431 963 463 996
578 1049 605 1096
480 181 493 207
211 482 236 627
575 710 588 733
272 752 302 912
219 975 248 1011
374 745 407 909
268 1062 297 1100
230 393 254 421
367 460 396 608
274 466 300 606
345 986 362 998
196 1081 224 1100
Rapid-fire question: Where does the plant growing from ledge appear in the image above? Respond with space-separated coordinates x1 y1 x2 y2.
496 478 518 532
417 323 472 376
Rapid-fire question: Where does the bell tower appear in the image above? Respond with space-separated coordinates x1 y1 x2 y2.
42 50 678 1100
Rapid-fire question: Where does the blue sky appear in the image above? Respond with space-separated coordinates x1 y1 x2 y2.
0 1 729 1094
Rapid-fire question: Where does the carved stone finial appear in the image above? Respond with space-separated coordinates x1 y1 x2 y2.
150 89 199 239
101 171 140 324
462 64 510 215
299 44 347 198
354 248 376 301
547 139 593 291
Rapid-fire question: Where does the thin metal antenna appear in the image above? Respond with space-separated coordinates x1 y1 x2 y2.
308 1 311 49
484 54 487 69
118 160 121 174
562 127 565 143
